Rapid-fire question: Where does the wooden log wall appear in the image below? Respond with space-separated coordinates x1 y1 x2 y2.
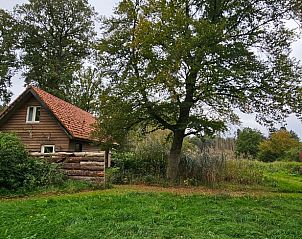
0 96 70 152
31 152 105 182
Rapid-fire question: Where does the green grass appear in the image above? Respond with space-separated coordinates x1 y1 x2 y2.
223 160 302 193
0 189 301 239
259 161 302 193
0 179 105 198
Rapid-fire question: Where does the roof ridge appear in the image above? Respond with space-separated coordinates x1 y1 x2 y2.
31 86 94 117
31 87 97 141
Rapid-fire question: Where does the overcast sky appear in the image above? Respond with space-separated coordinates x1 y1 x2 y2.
1 0 302 138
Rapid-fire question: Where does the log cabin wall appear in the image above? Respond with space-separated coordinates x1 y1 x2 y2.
0 95 70 152
69 140 100 152
32 152 105 182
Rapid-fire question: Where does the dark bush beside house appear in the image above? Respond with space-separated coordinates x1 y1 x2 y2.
109 144 167 184
0 132 64 191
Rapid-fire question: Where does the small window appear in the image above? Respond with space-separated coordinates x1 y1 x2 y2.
26 106 41 123
41 145 55 154
75 143 82 152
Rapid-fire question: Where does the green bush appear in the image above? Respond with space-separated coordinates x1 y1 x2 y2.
0 132 29 189
282 146 302 162
258 161 301 174
22 157 64 189
0 132 64 191
109 142 167 184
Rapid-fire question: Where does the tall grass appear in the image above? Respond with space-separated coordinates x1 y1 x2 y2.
179 153 226 185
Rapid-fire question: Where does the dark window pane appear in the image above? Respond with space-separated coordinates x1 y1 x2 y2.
44 146 54 153
75 143 82 152
27 107 33 121
35 107 41 121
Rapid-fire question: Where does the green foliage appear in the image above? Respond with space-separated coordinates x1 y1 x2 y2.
69 67 101 114
98 0 302 180
258 129 301 162
108 131 169 184
0 132 29 189
0 9 18 104
0 132 64 191
235 128 264 158
15 0 96 101
21 158 64 190
109 146 167 184
283 146 302 162
1 190 302 238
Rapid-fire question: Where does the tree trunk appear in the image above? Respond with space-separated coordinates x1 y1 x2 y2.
166 129 185 182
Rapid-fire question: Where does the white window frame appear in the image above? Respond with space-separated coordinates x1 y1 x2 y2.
26 106 41 123
41 145 55 154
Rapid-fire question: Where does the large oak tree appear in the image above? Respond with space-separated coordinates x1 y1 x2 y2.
16 0 97 101
98 0 302 180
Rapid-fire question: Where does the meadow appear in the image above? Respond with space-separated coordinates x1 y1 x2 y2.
1 187 301 238
1 160 301 239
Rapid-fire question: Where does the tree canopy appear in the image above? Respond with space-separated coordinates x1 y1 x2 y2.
235 128 264 159
258 129 301 162
98 0 302 180
15 0 97 101
0 9 18 105
69 67 102 114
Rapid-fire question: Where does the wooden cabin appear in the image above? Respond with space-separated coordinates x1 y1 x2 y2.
0 86 100 153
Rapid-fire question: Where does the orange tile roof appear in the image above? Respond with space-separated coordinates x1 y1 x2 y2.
31 86 96 141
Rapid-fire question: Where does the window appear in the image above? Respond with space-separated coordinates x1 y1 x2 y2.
26 106 41 123
75 143 82 152
41 145 55 154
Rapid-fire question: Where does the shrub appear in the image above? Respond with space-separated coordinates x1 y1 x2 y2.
22 157 64 189
0 132 64 191
282 146 302 162
258 130 301 162
0 132 28 189
109 142 167 184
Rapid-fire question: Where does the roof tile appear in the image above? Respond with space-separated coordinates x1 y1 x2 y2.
31 87 96 140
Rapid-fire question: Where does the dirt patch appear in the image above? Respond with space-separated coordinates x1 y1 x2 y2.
112 184 280 197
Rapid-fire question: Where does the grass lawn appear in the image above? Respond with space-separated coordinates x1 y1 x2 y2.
1 186 301 239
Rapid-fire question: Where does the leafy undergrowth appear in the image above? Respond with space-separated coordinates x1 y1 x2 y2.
0 186 301 239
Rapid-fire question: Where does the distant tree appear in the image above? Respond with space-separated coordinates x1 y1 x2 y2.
235 128 264 159
98 0 302 180
16 0 97 101
258 129 301 162
0 9 18 105
69 67 101 114
289 130 300 141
